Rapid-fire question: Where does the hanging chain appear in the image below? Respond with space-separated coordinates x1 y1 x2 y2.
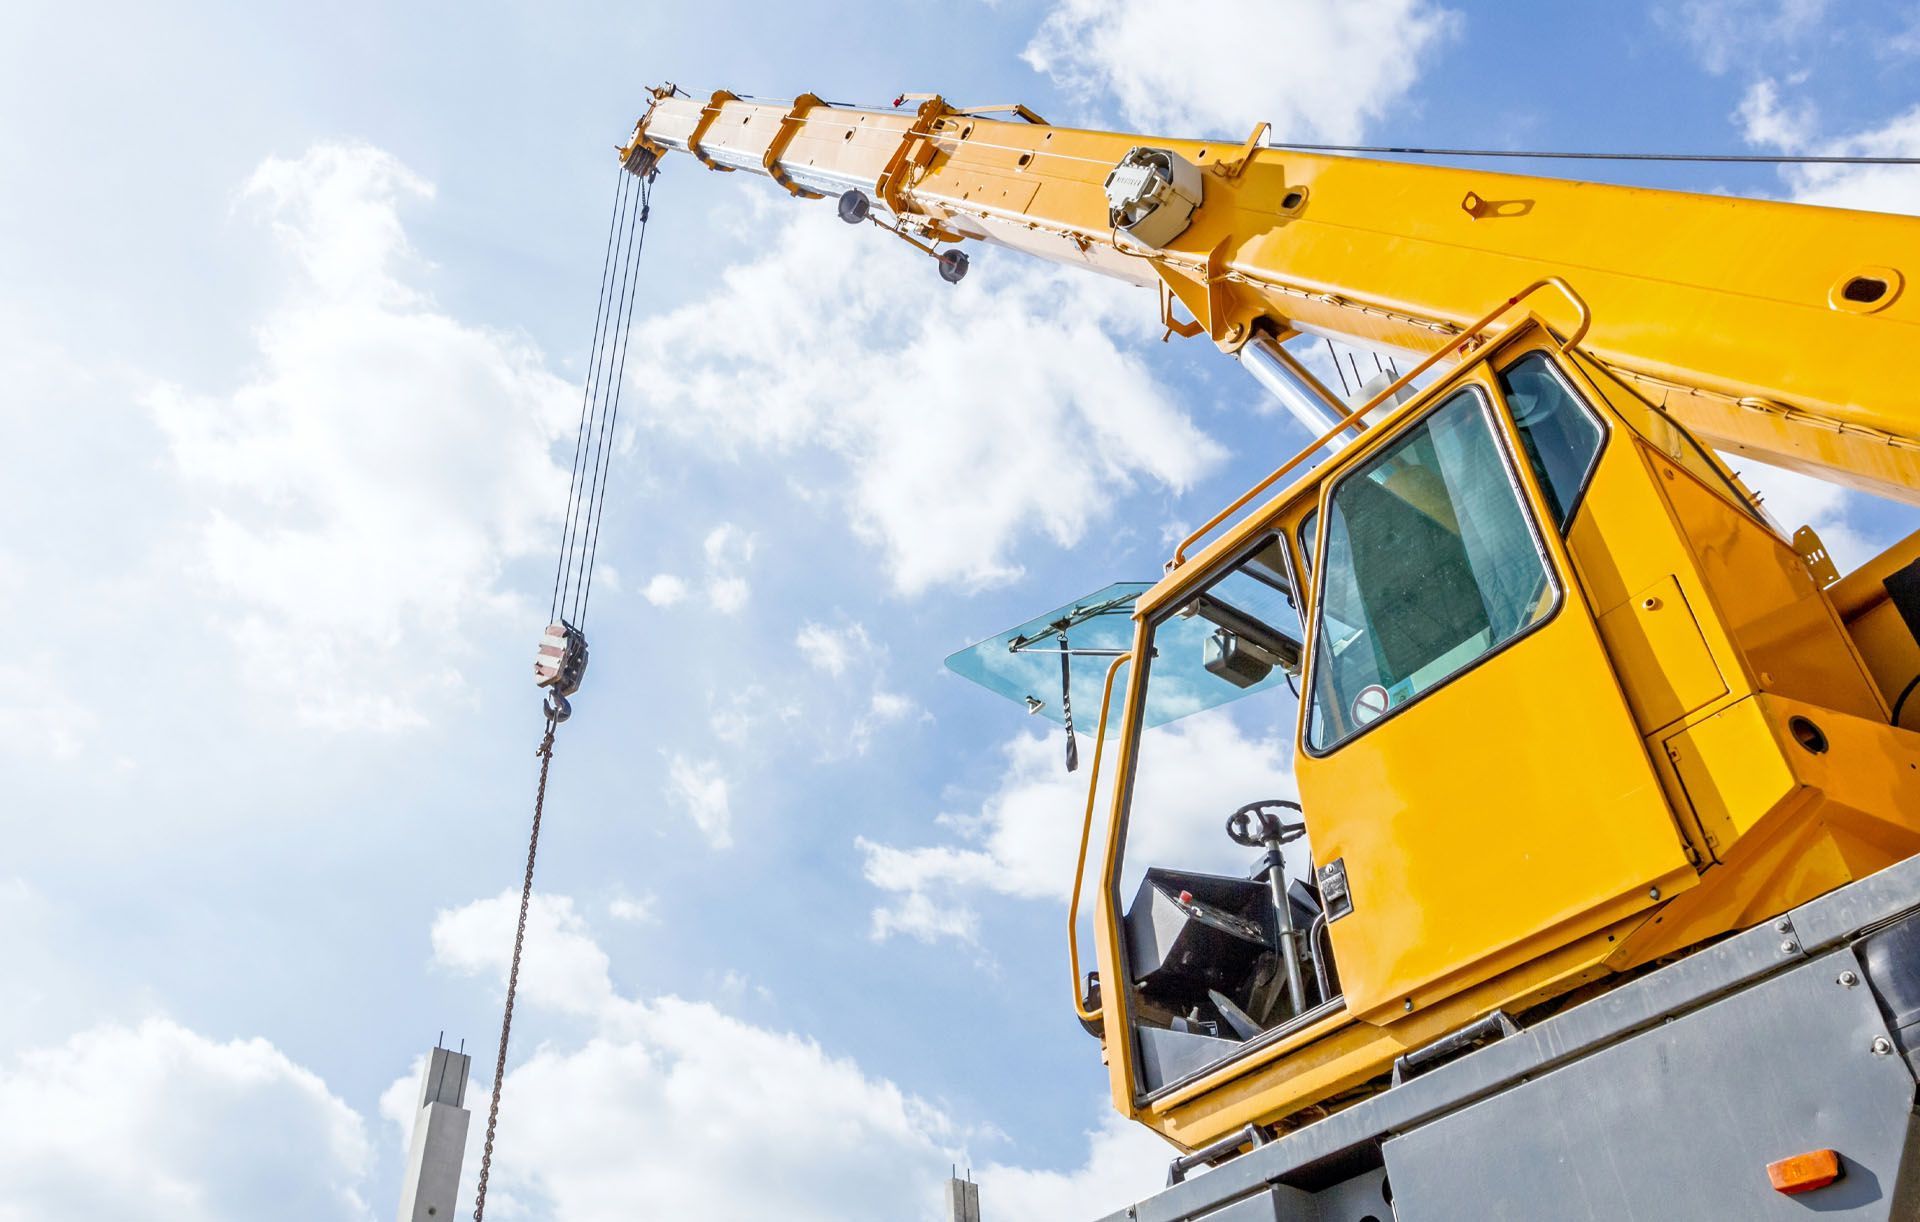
472 713 560 1222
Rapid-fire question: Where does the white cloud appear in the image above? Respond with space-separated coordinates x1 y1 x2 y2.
852 687 925 753
146 143 576 731
702 522 756 613
470 996 959 1221
431 890 616 1016
1661 0 1831 74
608 893 657 923
795 620 871 677
708 575 751 615
1735 77 1817 151
1023 0 1461 141
1776 104 1920 216
666 753 734 848
869 690 918 722
703 523 755 568
707 683 802 747
425 892 1162 1222
0 655 96 761
860 712 1295 944
0 1018 371 1221
642 526 756 613
642 573 689 606
977 1113 1173 1220
627 211 1223 596
1733 78 1920 217
870 891 983 944
1734 457 1883 571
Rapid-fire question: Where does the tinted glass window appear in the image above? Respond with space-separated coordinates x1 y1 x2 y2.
1306 389 1555 752
1498 353 1604 530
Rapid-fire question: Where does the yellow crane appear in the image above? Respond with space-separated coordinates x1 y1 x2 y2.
620 87 1920 1220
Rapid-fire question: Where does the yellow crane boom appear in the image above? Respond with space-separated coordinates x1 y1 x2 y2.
620 85 1920 1218
624 88 1920 504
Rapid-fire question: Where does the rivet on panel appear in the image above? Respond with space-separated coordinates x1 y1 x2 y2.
1873 1036 1895 1056
1649 887 1661 900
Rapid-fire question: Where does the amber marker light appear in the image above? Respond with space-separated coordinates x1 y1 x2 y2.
1766 1149 1842 1195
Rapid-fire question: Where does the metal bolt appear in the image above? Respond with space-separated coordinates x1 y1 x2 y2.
1649 887 1661 900
1781 939 1799 955
1404 999 1414 1012
1839 971 1860 988
1774 919 1792 933
1873 1036 1895 1056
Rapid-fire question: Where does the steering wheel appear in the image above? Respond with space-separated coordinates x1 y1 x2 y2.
1226 799 1307 849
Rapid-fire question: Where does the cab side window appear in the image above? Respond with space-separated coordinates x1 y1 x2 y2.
1497 353 1605 531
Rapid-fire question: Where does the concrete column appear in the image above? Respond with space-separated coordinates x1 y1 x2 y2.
944 1174 982 1222
396 1043 471 1222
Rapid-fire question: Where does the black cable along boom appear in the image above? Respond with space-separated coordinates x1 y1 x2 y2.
1261 141 1920 166
472 153 658 1222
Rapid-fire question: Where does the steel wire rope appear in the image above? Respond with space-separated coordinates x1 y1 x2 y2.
565 169 649 626
1260 142 1920 165
550 166 636 622
577 173 656 630
668 85 1920 167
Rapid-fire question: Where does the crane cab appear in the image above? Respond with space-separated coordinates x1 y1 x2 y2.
1081 314 1920 1153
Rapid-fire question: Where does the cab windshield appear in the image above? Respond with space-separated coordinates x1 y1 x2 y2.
1112 535 1329 1096
1306 388 1556 752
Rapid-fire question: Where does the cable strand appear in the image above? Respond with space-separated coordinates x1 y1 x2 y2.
565 170 646 624
550 167 633 622
577 174 656 629
1259 141 1920 166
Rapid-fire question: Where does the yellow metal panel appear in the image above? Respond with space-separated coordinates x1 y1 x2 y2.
1625 693 1920 962
1138 913 1644 1149
939 168 1040 219
1301 604 1696 1018
1829 530 1920 713
1595 575 1728 733
633 91 1920 502
1846 601 1920 718
1655 449 1885 721
1665 695 1800 844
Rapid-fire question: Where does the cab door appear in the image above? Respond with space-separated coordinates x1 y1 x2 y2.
1294 370 1695 1022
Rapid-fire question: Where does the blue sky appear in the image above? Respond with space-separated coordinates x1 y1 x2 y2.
2 1 1917 1218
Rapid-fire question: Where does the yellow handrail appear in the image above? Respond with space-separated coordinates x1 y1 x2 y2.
1171 277 1593 568
1070 653 1132 1026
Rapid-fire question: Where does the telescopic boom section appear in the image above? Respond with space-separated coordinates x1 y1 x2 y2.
623 87 1920 504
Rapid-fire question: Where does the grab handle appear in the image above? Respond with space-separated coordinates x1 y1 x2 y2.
1069 653 1132 1026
